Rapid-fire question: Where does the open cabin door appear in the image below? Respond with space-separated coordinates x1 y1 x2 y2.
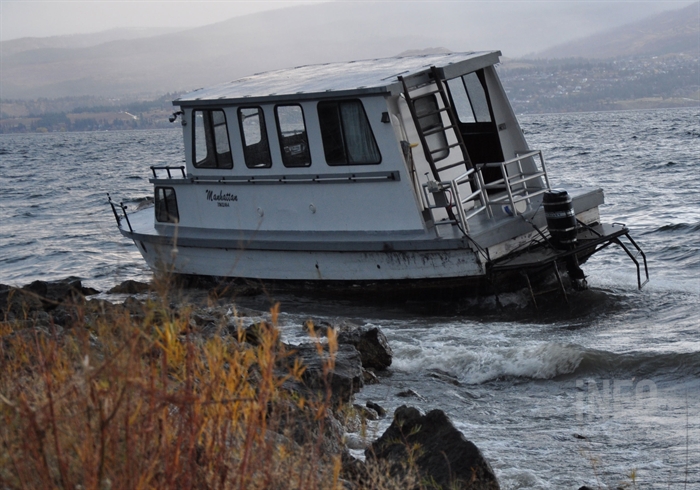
445 70 504 191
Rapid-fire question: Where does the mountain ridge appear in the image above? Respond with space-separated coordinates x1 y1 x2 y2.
1 2 693 100
535 1 699 59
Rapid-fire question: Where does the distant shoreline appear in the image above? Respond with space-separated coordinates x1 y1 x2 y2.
1 104 697 136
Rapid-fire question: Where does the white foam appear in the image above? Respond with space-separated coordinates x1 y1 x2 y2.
392 341 584 385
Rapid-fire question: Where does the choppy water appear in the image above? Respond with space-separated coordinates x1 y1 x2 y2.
1 108 698 488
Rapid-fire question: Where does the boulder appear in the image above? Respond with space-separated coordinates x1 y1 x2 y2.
269 401 345 457
0 284 44 322
23 277 97 309
352 404 378 421
283 343 364 405
337 326 393 371
397 389 424 400
108 280 150 294
366 401 387 417
366 405 500 490
231 321 283 350
302 319 336 337
123 296 146 319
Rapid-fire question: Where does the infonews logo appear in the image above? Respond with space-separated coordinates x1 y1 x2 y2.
575 378 658 421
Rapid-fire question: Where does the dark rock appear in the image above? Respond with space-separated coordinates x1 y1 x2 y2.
108 280 150 294
283 343 364 405
50 303 78 327
82 286 100 296
23 277 95 310
363 368 379 384
190 312 217 329
237 321 282 349
428 368 462 386
85 298 127 320
302 319 336 337
366 401 387 417
397 389 424 400
0 284 44 322
122 296 145 319
337 325 393 370
352 403 378 421
341 452 370 489
270 401 345 457
366 405 500 490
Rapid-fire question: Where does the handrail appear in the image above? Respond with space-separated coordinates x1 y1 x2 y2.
107 193 133 233
151 165 186 179
421 149 551 236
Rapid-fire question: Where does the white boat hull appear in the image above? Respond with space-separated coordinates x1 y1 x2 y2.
135 240 485 281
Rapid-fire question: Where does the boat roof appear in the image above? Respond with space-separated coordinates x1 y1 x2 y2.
174 51 501 107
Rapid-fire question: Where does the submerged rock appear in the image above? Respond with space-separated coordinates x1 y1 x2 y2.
366 405 500 490
396 389 424 400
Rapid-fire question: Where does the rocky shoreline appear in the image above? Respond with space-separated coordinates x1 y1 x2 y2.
1 276 505 489
2 277 610 489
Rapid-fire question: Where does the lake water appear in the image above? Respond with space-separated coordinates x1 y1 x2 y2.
1 108 698 488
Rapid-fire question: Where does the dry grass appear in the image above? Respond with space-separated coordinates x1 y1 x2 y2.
0 278 349 490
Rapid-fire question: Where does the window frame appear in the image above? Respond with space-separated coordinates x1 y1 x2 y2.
238 106 273 169
154 186 179 223
317 99 382 166
192 109 234 169
274 104 312 168
447 69 495 125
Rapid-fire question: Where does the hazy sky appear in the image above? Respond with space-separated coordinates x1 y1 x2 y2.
0 0 693 42
0 0 323 41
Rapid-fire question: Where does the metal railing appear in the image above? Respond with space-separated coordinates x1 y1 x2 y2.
422 150 551 234
151 165 186 179
479 150 551 212
107 193 133 233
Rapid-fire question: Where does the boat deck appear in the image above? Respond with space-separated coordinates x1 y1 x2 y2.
489 223 628 271
122 186 603 256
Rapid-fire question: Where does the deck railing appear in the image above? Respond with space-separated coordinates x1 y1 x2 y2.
107 193 133 233
151 165 186 179
422 150 551 234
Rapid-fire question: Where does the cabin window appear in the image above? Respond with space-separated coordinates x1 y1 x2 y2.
193 109 233 169
317 100 381 165
238 107 272 168
155 187 179 223
447 72 492 124
414 95 448 161
275 105 311 167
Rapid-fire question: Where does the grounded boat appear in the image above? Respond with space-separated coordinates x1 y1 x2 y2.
109 51 648 301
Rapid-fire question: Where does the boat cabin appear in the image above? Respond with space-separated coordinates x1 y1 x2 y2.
157 52 550 244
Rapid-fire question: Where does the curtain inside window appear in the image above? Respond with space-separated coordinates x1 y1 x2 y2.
340 101 380 164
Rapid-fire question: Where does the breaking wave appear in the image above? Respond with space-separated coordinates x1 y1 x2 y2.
392 342 700 385
392 342 585 385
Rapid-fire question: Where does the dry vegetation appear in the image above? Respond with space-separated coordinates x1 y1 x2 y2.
0 281 420 490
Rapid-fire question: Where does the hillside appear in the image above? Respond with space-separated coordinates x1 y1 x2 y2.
536 1 699 59
0 28 184 58
0 2 687 100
